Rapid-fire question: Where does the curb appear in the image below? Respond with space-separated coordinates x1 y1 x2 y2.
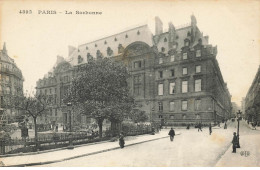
4 134 175 167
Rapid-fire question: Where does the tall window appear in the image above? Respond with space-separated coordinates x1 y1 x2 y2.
159 71 163 78
196 50 201 57
170 102 175 111
182 100 188 111
169 82 175 94
195 79 202 92
195 65 201 73
134 75 141 95
195 99 201 111
171 69 175 77
158 102 163 111
159 58 163 64
170 55 175 62
183 53 187 60
182 80 188 93
158 83 163 95
134 61 141 68
183 67 187 75
170 115 174 119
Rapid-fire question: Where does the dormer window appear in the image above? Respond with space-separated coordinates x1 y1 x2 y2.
164 37 167 42
170 55 175 62
125 34 128 38
78 49 80 52
104 41 107 45
137 30 140 35
95 44 97 47
196 50 201 57
114 37 117 41
86 46 88 50
161 47 165 52
185 41 189 47
78 55 83 64
183 53 187 60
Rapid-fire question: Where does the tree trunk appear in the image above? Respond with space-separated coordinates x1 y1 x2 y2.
33 117 39 150
97 119 103 138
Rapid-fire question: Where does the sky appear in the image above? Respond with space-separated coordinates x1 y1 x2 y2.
1 0 260 107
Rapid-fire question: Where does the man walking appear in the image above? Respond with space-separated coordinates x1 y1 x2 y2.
209 123 212 135
168 128 175 142
232 132 238 153
198 122 202 132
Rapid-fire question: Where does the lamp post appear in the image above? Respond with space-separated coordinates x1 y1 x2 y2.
66 102 74 149
237 110 242 148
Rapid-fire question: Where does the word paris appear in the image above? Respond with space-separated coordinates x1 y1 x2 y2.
19 10 102 15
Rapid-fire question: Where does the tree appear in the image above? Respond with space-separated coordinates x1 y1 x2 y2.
13 94 48 149
65 57 135 138
129 109 149 123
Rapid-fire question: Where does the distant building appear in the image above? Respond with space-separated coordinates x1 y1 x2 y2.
0 43 24 125
241 97 245 118
245 66 260 123
36 15 232 127
231 102 240 118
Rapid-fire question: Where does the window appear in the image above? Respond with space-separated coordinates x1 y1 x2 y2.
169 82 175 94
196 50 201 57
159 115 163 118
195 79 202 92
171 69 175 77
125 34 128 38
173 44 177 49
104 41 107 44
86 46 88 50
78 55 83 64
183 53 187 60
95 44 97 47
164 37 167 42
170 102 175 111
134 75 141 95
195 99 201 111
50 89 52 94
170 115 174 119
159 71 163 78
196 114 200 119
159 58 163 64
134 61 141 68
196 65 201 73
170 55 175 62
182 101 188 111
6 87 11 94
114 38 117 41
137 30 140 35
158 102 163 111
45 89 47 95
6 76 9 82
158 83 163 95
161 47 165 52
183 67 187 75
182 80 188 93
183 115 186 119
185 41 189 46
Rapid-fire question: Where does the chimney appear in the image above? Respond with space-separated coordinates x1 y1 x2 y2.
204 36 209 44
155 16 163 35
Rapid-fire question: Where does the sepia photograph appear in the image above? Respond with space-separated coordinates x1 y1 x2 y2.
0 0 259 167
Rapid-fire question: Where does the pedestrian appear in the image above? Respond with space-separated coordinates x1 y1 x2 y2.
168 128 175 142
224 122 227 129
198 122 202 132
119 133 125 148
186 124 190 130
209 123 212 135
231 132 238 153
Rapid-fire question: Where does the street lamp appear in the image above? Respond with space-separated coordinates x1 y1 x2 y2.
237 110 242 148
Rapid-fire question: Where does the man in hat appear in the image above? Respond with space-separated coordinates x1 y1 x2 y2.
232 132 238 153
168 128 175 142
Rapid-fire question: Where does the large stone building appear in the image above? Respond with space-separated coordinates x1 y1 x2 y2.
36 15 232 127
245 66 260 123
0 43 24 125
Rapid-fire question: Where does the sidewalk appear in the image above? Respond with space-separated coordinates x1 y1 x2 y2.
215 134 260 167
0 130 175 167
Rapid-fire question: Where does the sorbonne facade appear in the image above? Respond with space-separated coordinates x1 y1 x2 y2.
0 43 24 124
36 15 232 127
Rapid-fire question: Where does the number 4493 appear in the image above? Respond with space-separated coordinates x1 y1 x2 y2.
19 10 32 14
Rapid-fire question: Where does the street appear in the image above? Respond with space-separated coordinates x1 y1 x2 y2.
38 120 259 167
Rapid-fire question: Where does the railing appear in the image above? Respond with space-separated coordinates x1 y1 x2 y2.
0 128 152 155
